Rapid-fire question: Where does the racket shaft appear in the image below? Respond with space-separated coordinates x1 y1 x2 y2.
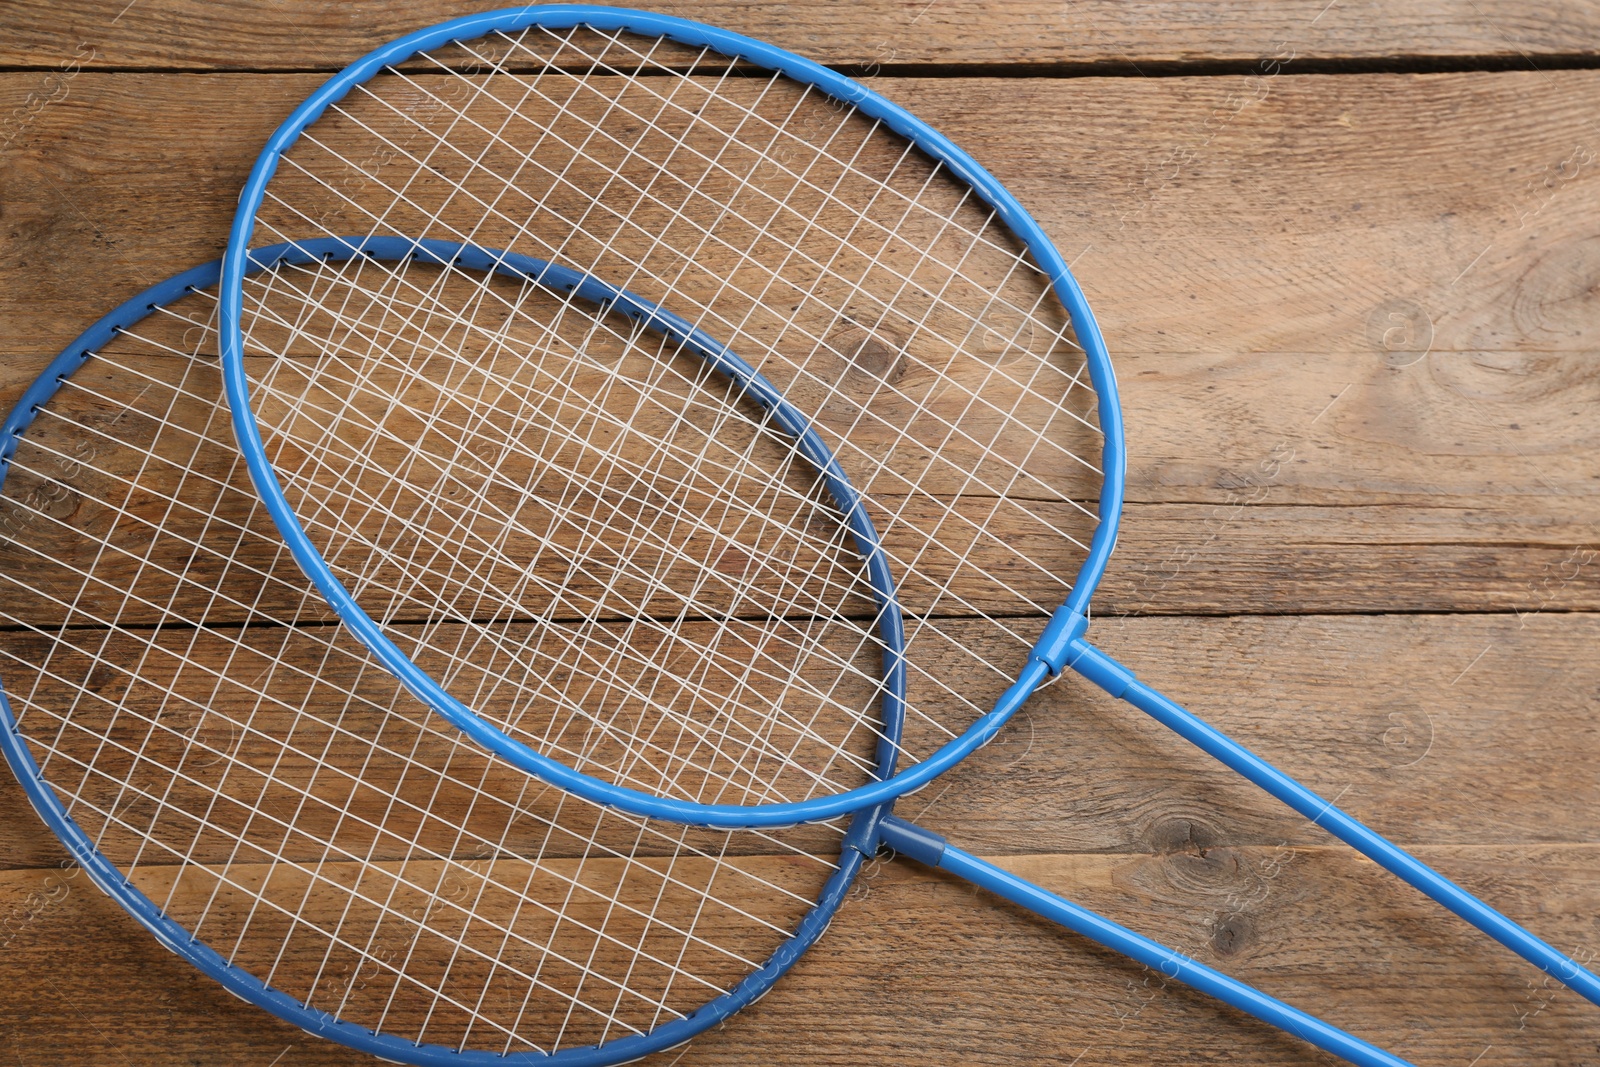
877 816 1413 1067
1066 640 1600 1007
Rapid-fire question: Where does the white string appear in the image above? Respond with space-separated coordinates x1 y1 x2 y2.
236 239 1081 783
99 295 896 801
242 249 902 805
241 266 894 775
239 30 1104 808
0 273 845 1055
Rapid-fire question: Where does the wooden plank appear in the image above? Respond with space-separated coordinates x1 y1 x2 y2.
5 70 1599 363
923 75 1600 362
0 330 1094 627
2 1 1598 72
0 611 888 855
1 352 1592 623
909 611 1600 854
3 70 1596 488
3 612 1595 871
74 851 836 1057
1 422 1594 621
6 611 1594 868
1100 503 1600 615
0 838 1594 1064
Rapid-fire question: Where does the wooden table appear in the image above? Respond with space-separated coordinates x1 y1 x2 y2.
1 3 1596 1064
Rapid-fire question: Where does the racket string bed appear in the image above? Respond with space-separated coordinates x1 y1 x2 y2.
0 251 869 1062
233 23 1108 810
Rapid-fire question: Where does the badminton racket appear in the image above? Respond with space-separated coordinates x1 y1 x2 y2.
0 243 1420 1065
210 5 1598 1057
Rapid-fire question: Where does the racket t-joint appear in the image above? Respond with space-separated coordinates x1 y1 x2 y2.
1030 606 1090 676
1030 607 1140 699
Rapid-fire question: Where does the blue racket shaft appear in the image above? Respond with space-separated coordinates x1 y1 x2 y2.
877 816 1413 1067
1048 637 1600 1007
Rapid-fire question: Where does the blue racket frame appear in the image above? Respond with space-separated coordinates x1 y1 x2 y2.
211 7 1600 1064
217 3 1122 828
0 238 891 1067
2 239 1418 1067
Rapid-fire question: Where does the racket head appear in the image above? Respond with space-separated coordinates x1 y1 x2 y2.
0 244 882 1065
218 6 1126 827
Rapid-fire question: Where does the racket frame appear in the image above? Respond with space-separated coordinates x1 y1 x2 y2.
0 238 887 1065
216 5 1125 828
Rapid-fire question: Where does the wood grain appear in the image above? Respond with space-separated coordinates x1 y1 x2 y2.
1 838 1595 1066
3 70 1597 529
0 6 1596 1066
2 1 1598 71
6 70 1600 363
6 611 1594 866
3 611 1595 1064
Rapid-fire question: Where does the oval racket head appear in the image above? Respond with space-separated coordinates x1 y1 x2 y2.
219 7 1125 826
0 245 880 1065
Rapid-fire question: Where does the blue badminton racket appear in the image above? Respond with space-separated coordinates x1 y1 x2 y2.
1 241 1417 1066
209 5 1597 1061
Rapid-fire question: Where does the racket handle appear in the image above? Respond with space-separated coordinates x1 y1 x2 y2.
1065 639 1600 1008
878 816 1414 1067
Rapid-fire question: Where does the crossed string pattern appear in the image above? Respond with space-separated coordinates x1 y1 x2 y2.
240 22 1106 808
0 280 845 1056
